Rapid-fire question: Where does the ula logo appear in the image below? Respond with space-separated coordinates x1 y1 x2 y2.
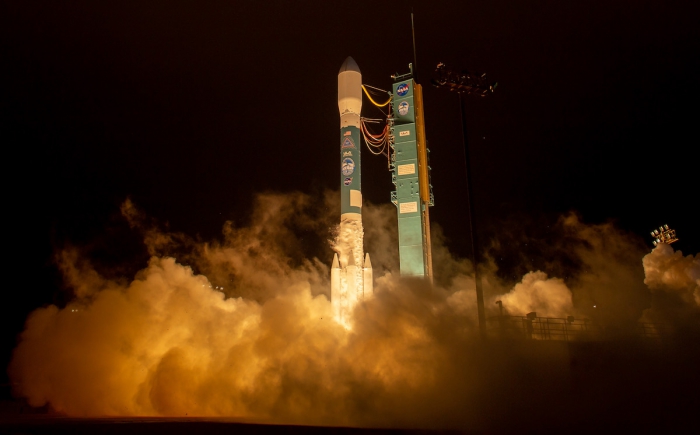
397 83 409 96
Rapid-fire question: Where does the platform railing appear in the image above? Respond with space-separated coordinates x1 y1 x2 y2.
486 315 669 342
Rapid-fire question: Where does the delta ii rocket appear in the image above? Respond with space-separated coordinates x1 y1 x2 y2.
331 57 373 327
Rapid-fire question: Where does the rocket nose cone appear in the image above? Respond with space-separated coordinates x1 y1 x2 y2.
339 56 361 74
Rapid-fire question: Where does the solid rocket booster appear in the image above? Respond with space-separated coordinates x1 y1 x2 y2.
331 251 373 326
338 56 363 221
331 57 372 327
363 253 373 296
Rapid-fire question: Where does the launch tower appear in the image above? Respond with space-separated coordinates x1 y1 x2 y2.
390 66 434 279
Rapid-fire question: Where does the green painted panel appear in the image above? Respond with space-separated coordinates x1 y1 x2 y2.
393 125 416 144
398 216 422 244
399 245 425 276
392 80 414 98
394 142 417 159
394 96 415 124
396 177 419 200
393 80 415 124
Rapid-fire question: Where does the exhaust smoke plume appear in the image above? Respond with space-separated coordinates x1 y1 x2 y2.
641 242 700 326
642 242 700 306
8 192 700 429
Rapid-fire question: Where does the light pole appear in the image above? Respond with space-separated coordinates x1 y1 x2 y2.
432 63 496 337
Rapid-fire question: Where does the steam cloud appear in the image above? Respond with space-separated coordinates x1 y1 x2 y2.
8 192 700 429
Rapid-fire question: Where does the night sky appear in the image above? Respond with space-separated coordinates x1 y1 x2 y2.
1 0 698 400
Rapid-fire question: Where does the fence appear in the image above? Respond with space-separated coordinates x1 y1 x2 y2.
486 315 669 342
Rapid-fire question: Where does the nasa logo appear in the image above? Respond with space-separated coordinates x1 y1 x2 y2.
342 137 355 148
397 83 409 96
398 101 410 116
341 158 355 176
344 177 353 186
399 130 410 137
343 151 352 157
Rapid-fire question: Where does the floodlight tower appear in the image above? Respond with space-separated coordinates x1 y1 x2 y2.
431 62 497 337
651 224 678 246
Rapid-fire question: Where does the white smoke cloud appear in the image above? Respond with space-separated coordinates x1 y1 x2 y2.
639 243 700 328
497 271 573 318
643 243 700 306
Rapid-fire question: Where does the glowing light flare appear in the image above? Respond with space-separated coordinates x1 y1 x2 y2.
332 219 366 328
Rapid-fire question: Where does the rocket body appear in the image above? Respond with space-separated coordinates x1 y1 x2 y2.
338 56 363 221
331 57 372 328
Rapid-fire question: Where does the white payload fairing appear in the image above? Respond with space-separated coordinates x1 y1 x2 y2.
331 57 373 327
